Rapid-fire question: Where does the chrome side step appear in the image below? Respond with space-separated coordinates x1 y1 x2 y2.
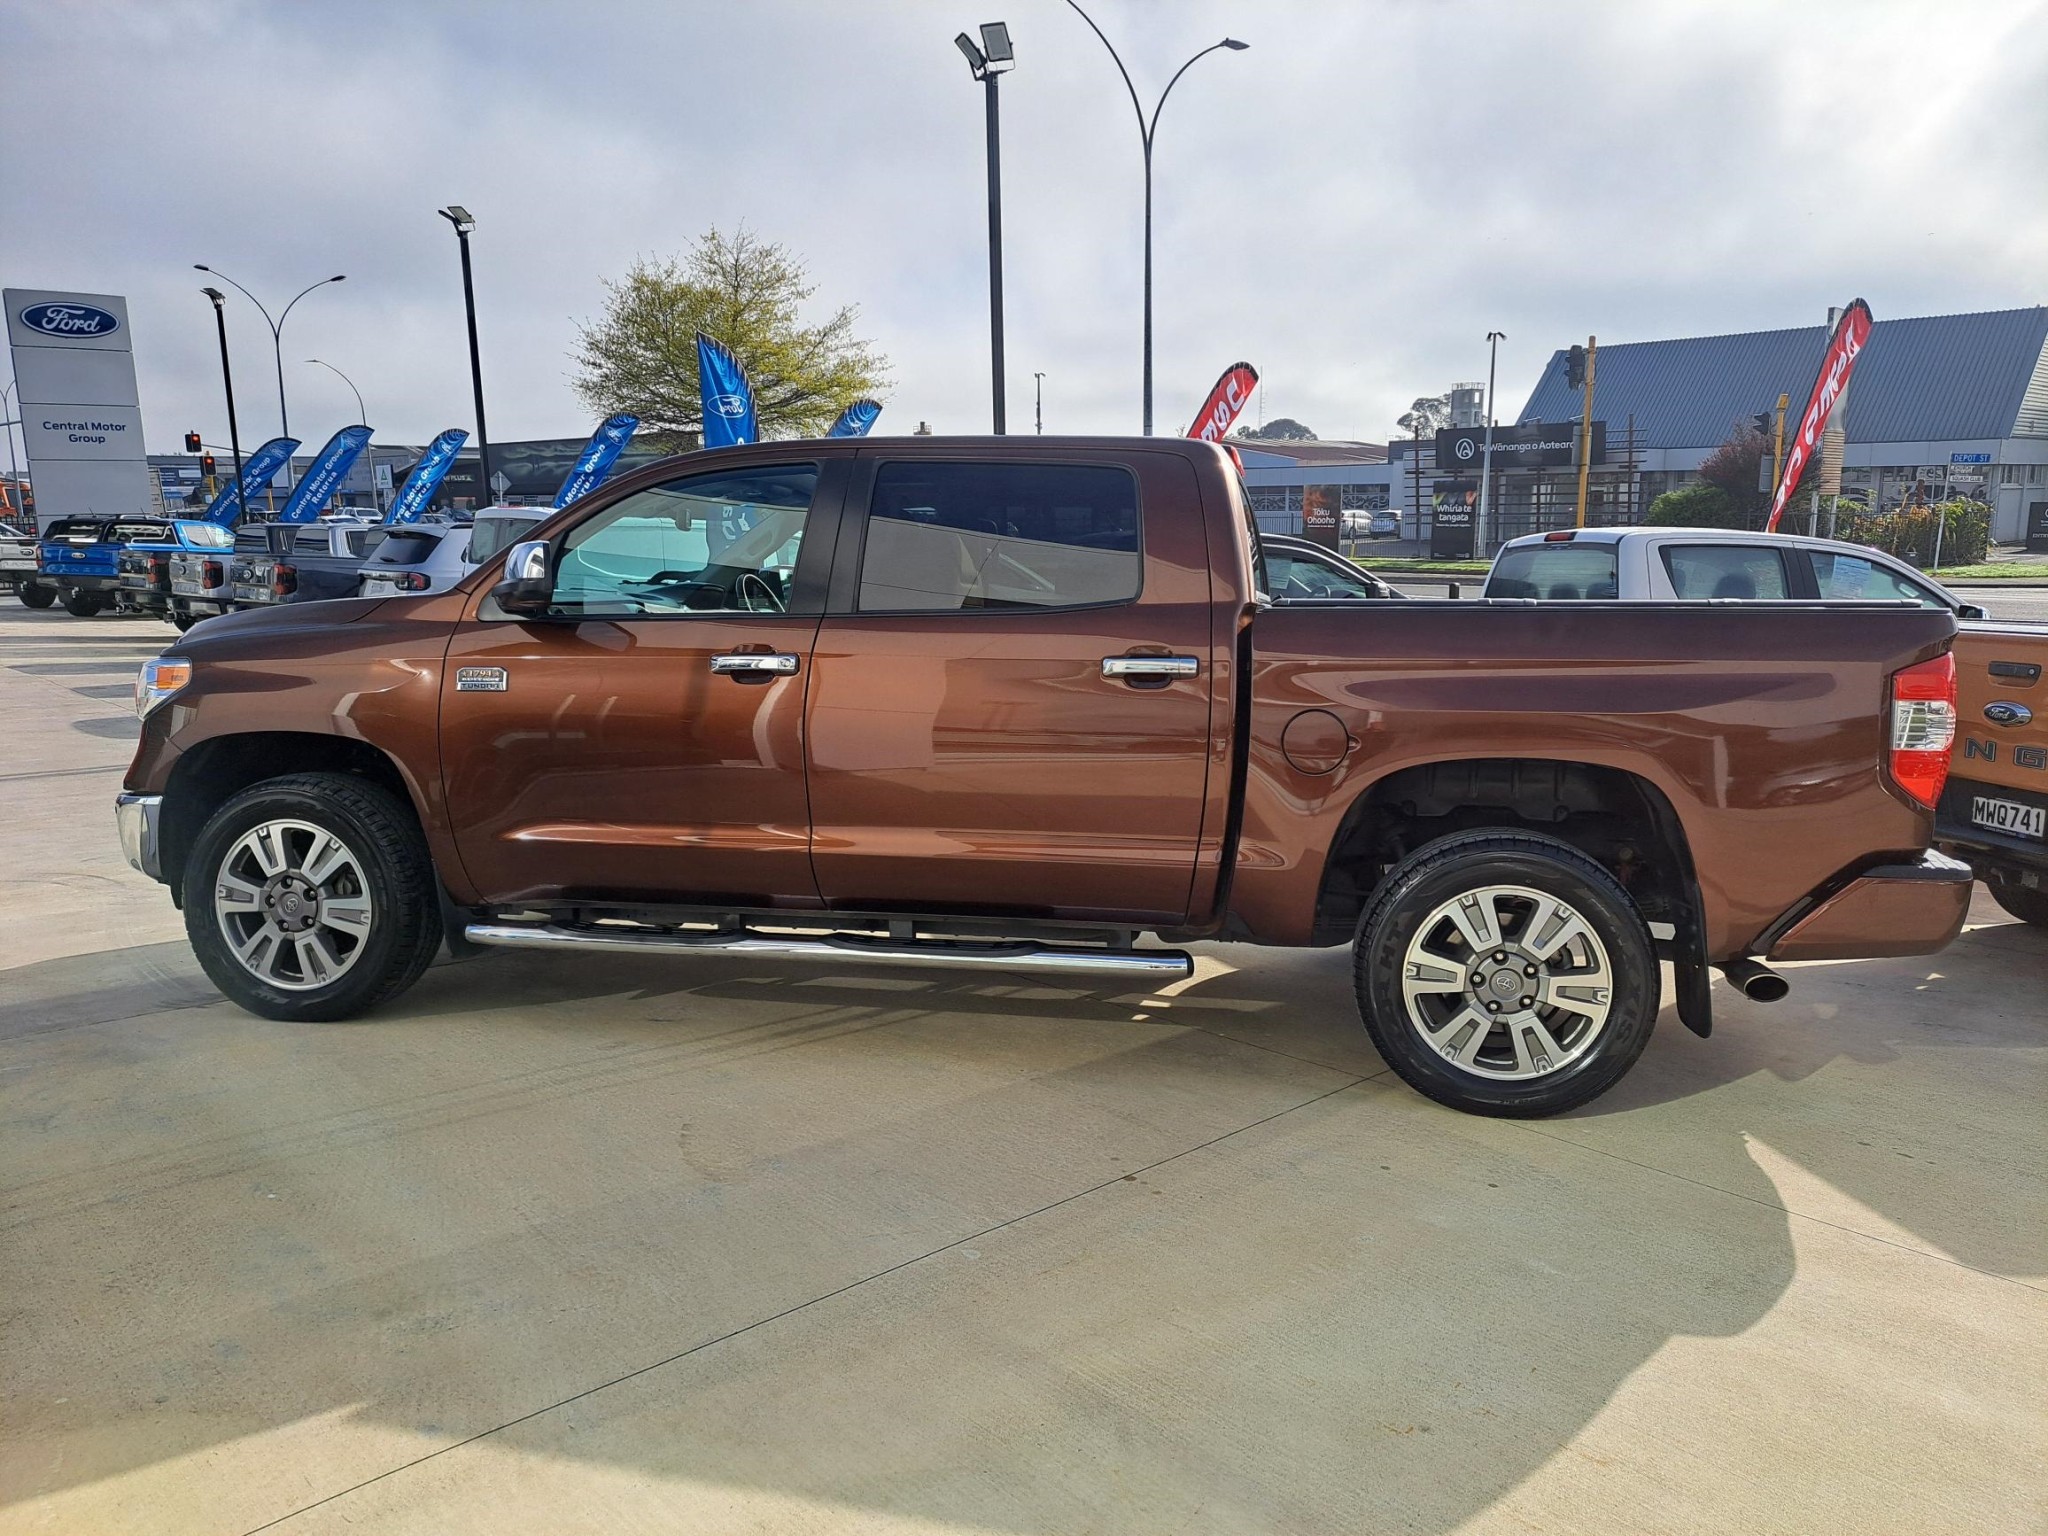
464 922 1195 982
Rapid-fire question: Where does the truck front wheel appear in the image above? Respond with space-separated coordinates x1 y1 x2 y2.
1353 831 1659 1118
184 772 443 1022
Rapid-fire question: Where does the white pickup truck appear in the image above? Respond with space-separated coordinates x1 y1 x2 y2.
1481 525 1989 618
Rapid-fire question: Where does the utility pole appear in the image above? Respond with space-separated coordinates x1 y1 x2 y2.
1573 335 1598 528
1772 391 1788 504
1477 331 1504 556
1034 371 1045 434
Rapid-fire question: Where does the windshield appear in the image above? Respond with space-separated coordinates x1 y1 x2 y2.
1487 543 1619 600
175 522 234 549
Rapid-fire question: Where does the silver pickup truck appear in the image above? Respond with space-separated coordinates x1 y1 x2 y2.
171 524 292 621
227 520 385 610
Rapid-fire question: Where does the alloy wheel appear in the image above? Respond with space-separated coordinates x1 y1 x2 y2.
212 818 376 990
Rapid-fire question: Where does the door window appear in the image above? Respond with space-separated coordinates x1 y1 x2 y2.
1807 550 1950 608
858 462 1140 612
1661 544 1791 600
1264 547 1385 600
547 464 818 617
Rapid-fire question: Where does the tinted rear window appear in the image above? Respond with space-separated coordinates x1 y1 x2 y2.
367 530 443 566
1488 544 1619 600
467 515 545 565
858 462 1141 612
44 520 105 542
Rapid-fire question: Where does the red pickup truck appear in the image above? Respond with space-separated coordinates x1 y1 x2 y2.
117 438 1970 1116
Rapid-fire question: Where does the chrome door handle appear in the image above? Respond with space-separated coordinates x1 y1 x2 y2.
710 653 799 675
1101 655 1199 678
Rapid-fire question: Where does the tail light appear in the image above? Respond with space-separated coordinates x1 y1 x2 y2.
396 571 431 592
201 559 224 586
1887 653 1956 810
272 563 297 597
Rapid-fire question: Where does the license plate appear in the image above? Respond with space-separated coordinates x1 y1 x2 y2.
172 579 209 596
1972 796 2046 839
231 585 272 603
360 578 397 595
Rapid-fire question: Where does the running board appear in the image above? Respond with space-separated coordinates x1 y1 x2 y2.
464 922 1194 982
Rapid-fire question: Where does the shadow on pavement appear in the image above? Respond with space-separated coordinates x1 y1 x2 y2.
1 906 2040 1531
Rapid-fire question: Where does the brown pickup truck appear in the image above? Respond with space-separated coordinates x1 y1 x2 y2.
117 438 1972 1117
1938 626 2048 926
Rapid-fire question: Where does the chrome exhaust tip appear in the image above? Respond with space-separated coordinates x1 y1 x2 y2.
1718 958 1789 1004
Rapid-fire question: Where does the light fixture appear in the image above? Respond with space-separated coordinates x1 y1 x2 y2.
1221 37 1249 50
955 31 986 76
440 205 475 232
979 21 1014 65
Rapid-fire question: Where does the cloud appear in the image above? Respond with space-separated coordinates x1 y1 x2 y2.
2 0 2042 454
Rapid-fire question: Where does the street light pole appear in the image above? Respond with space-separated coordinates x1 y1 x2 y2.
956 26 1016 435
1065 3 1247 434
192 266 345 490
1034 371 1045 434
306 358 373 512
1477 330 1505 557
438 207 493 503
200 288 246 510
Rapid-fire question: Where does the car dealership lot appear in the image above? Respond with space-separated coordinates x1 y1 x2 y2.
2 605 2043 1535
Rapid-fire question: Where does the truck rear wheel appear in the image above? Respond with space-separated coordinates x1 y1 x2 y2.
62 591 106 617
1353 831 1659 1118
1988 878 2048 929
19 582 56 609
184 772 442 1022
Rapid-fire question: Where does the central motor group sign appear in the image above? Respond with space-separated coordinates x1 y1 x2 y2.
1437 422 1604 471
6 287 154 525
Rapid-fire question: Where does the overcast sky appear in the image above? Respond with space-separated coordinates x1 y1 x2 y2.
4 0 2044 456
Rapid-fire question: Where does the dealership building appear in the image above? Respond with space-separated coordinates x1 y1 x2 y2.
1242 305 2048 552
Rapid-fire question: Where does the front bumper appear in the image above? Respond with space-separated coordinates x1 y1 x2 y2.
1759 850 1973 962
116 793 165 883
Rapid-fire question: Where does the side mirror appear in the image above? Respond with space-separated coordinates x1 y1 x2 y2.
490 539 554 619
1955 602 1989 621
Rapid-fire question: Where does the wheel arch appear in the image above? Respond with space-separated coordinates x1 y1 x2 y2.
160 732 419 906
1311 755 1705 956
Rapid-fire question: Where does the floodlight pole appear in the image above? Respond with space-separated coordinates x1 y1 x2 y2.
201 289 246 509
985 69 1007 433
1478 330 1504 556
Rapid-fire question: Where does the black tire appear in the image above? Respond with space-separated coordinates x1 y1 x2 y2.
183 772 443 1022
19 582 56 609
1353 830 1659 1118
62 590 106 617
1988 878 2048 929
170 611 197 632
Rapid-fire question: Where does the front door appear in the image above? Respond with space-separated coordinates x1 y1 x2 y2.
441 459 839 909
805 452 1217 926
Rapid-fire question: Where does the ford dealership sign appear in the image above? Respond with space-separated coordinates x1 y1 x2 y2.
19 301 120 339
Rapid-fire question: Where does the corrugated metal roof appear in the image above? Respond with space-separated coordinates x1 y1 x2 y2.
1515 306 2048 448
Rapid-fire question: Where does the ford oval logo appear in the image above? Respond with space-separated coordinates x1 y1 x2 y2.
710 394 747 418
19 301 121 339
1985 701 2033 728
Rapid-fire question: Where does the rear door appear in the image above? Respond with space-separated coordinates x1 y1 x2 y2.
803 450 1216 926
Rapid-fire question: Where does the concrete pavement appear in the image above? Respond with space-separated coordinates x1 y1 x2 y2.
2 603 2043 1535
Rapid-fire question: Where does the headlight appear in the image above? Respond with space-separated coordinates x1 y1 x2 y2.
135 656 192 719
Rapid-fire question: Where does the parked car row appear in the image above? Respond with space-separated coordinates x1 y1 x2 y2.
21 507 553 628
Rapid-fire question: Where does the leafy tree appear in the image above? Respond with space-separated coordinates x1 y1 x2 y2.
1396 395 1452 437
1235 417 1317 441
572 227 890 446
1696 422 1769 527
1645 482 1745 529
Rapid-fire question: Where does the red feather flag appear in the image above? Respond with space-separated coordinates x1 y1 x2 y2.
1186 361 1260 442
1766 300 1874 532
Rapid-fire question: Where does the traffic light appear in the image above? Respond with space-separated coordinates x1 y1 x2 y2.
201 454 217 478
184 430 202 453
1751 412 1772 437
1565 345 1587 390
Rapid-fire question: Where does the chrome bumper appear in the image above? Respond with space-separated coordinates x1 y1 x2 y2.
116 793 165 882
